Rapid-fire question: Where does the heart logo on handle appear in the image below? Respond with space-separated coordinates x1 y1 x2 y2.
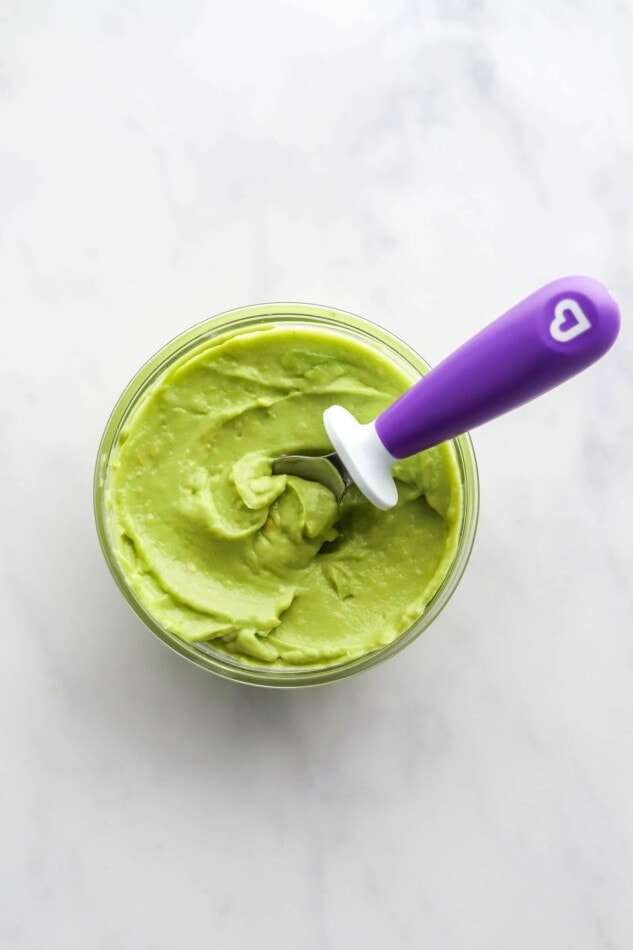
549 298 592 343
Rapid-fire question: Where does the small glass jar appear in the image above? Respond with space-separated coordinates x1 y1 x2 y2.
94 303 479 687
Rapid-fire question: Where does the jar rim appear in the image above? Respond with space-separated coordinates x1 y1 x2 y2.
94 302 479 688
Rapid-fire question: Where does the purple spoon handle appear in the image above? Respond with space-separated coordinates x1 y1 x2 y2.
375 276 620 459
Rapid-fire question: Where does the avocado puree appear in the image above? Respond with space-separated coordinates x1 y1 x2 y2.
106 325 462 667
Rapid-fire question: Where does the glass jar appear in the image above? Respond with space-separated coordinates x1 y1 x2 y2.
94 303 479 687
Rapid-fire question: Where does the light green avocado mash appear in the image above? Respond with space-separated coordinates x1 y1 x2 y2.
106 325 462 668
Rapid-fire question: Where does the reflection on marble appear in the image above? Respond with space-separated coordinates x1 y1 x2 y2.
1 1 632 947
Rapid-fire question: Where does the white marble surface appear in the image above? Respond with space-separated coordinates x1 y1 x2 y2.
1 1 633 947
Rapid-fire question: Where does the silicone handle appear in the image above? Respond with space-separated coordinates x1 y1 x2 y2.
375 276 620 459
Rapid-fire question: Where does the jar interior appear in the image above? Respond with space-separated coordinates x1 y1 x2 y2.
94 305 479 687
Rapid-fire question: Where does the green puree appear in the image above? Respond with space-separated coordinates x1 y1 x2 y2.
107 326 463 668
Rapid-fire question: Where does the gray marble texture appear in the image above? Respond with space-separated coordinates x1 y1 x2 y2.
1 1 632 948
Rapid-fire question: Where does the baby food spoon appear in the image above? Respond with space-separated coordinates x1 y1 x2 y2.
272 276 620 509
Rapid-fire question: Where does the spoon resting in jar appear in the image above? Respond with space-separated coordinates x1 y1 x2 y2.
272 277 620 509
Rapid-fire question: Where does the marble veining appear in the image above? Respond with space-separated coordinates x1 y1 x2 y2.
1 1 632 947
